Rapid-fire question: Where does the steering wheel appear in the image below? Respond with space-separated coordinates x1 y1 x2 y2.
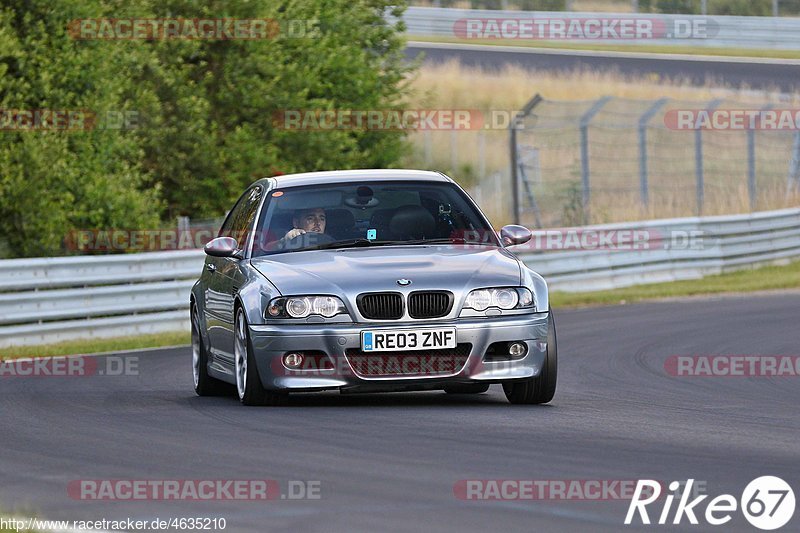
283 231 336 249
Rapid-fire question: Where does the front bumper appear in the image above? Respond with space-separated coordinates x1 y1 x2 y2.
249 312 550 392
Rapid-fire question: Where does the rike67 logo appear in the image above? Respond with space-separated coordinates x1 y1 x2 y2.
626 477 795 530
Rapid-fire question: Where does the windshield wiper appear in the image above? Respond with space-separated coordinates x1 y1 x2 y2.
302 238 393 251
300 237 498 252
384 238 497 246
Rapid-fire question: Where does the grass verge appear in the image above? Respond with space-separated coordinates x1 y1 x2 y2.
0 331 189 360
411 36 800 60
550 260 800 307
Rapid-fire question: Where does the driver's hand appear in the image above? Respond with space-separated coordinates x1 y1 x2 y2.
284 228 306 240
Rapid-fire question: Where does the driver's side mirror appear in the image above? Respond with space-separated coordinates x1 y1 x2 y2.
500 225 532 247
204 236 243 259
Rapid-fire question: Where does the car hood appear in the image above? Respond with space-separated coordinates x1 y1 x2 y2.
250 245 522 296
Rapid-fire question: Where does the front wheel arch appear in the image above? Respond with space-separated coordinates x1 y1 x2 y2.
233 303 287 406
502 308 557 405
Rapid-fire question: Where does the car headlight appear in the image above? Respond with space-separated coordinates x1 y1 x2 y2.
267 296 347 319
463 288 534 311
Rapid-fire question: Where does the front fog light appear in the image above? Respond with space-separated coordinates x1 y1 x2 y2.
283 352 304 369
509 342 527 357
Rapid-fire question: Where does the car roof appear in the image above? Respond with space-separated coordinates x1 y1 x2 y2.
253 169 452 189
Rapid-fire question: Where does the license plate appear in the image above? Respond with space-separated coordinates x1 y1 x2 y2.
361 328 456 352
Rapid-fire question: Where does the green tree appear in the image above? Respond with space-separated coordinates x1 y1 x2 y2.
0 0 161 257
137 0 414 218
0 0 415 256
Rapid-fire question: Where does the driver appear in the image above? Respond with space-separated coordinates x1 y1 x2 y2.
283 207 327 240
259 207 331 252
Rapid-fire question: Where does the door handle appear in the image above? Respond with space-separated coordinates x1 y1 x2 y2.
205 263 216 273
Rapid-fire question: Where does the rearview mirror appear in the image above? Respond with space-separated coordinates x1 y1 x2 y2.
500 225 532 246
204 236 243 258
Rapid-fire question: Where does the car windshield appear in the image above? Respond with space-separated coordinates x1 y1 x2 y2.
251 180 500 256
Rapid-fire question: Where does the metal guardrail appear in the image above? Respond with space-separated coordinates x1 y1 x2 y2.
513 207 800 291
1 207 799 348
401 7 800 50
0 251 204 348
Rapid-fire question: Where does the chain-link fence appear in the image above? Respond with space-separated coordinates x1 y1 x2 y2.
509 95 800 228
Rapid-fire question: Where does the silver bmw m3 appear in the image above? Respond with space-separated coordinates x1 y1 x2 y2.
190 169 557 405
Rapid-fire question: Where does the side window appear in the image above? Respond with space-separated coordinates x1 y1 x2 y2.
219 186 263 247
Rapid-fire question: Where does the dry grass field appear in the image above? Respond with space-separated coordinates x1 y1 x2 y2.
404 61 800 225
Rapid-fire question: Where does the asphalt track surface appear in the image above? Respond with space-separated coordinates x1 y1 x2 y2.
407 42 800 93
2 294 799 532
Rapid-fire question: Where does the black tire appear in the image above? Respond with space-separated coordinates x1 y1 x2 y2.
235 308 288 406
192 304 229 396
444 383 491 394
503 309 558 405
